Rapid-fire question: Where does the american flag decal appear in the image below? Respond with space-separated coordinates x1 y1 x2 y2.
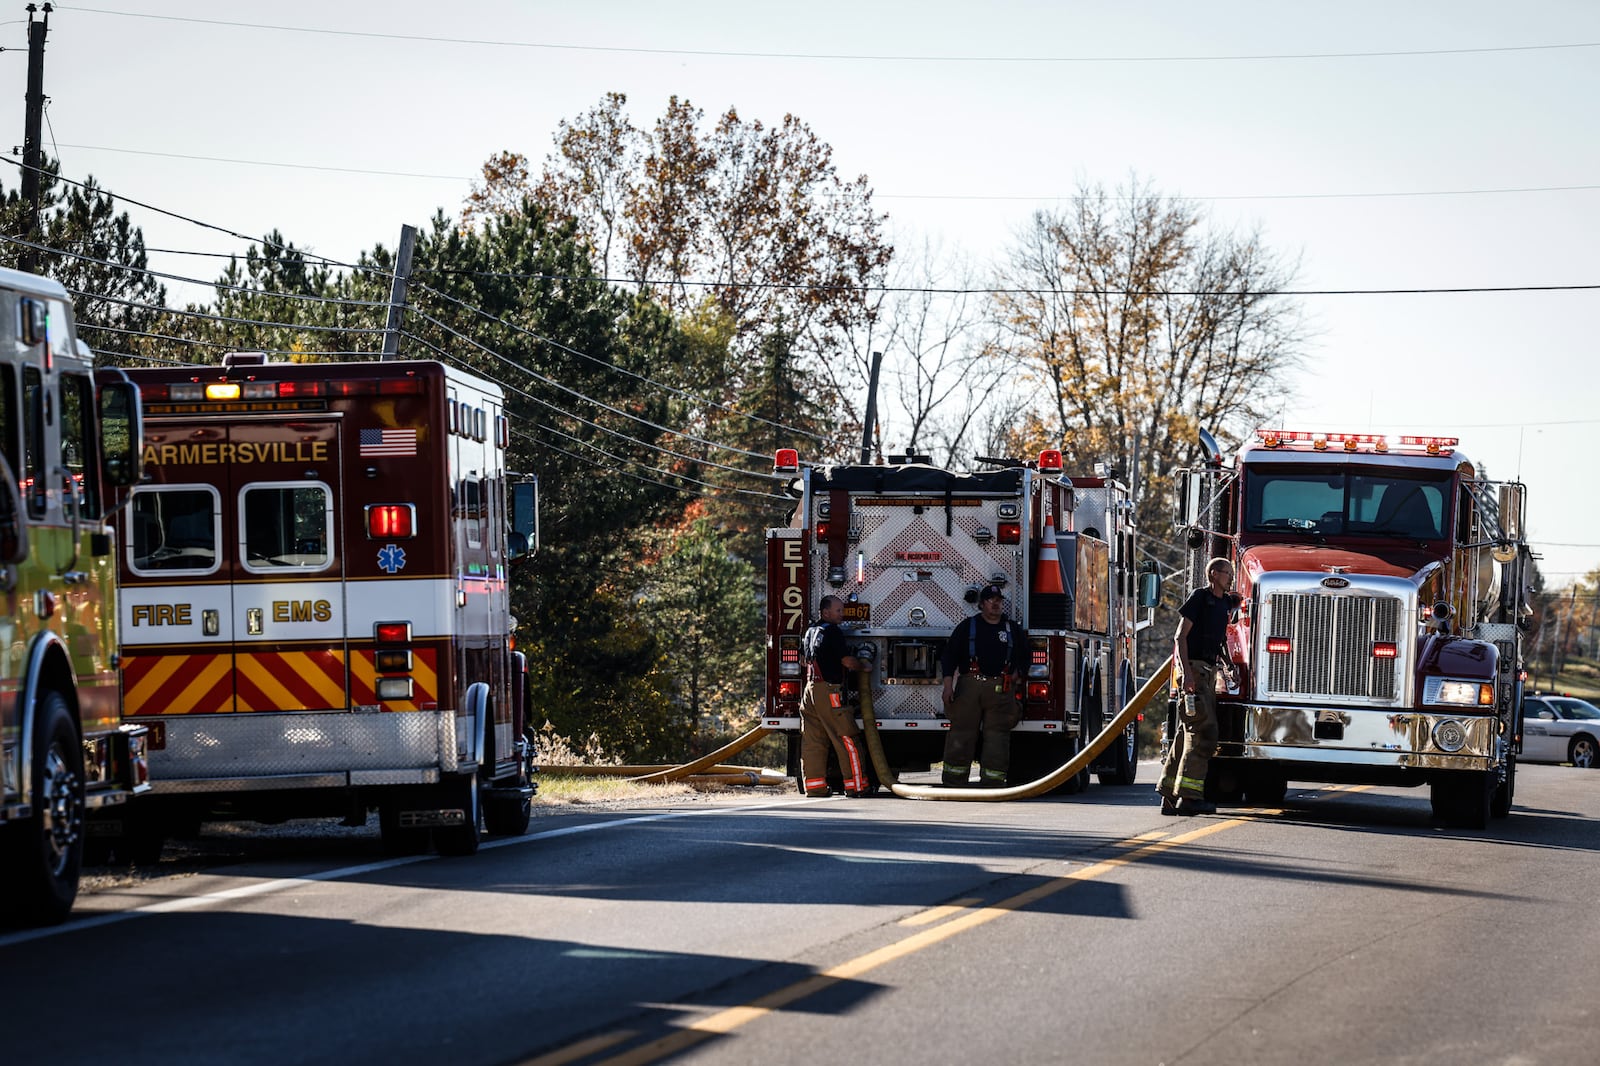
359 428 417 457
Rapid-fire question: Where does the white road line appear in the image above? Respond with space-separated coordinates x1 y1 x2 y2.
0 798 809 948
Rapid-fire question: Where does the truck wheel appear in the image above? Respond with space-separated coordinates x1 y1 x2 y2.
433 775 482 857
1490 754 1515 818
1568 735 1598 769
483 780 532 837
1244 772 1288 807
1097 721 1139 786
379 792 430 856
0 691 85 925
1430 771 1491 830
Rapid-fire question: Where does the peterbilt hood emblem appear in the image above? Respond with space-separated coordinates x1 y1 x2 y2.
1321 576 1350 589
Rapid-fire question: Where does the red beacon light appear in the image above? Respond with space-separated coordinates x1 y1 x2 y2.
1037 449 1063 473
774 448 800 473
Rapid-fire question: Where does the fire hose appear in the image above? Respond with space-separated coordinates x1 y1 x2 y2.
859 657 1174 801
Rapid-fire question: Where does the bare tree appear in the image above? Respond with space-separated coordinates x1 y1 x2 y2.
988 176 1308 528
865 238 1008 467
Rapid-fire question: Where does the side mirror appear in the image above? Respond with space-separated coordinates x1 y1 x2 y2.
97 378 144 487
19 297 48 348
1497 483 1524 542
1137 569 1162 609
1175 469 1200 527
509 478 539 561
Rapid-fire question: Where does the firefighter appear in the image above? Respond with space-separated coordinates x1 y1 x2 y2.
800 594 872 797
939 584 1029 787
1157 557 1242 816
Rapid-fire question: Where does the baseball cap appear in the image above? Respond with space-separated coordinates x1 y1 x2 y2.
979 584 1005 601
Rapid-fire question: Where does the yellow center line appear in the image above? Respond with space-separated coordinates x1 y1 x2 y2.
591 816 1251 1066
517 1031 637 1066
898 897 982 927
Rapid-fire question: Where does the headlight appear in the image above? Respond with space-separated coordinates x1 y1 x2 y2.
1433 719 1468 753
1424 678 1495 707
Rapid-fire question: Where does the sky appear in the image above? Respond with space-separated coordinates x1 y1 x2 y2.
6 1 1598 584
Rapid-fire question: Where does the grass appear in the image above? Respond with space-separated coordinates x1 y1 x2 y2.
1527 654 1600 700
532 772 788 808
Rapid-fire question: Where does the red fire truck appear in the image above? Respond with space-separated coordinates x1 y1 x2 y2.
1173 428 1531 828
764 450 1159 790
0 266 149 924
113 354 537 856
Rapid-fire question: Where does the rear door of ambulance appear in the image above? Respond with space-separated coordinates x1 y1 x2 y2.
121 416 347 746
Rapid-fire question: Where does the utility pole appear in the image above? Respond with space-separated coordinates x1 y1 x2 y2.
380 223 417 359
19 3 51 273
859 349 882 464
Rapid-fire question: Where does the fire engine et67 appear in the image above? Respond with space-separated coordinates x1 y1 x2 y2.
112 354 538 857
765 449 1159 790
1174 428 1531 828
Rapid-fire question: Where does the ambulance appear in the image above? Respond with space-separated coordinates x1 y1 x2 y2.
115 354 537 855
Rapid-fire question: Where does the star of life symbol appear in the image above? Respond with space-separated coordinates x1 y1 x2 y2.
377 544 407 574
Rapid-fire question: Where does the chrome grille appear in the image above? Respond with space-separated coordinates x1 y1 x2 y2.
1265 593 1401 701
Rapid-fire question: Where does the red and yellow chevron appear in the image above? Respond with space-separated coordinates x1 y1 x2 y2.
123 651 237 716
236 650 348 712
350 648 439 712
122 647 440 715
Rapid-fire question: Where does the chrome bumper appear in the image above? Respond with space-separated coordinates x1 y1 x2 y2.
1231 703 1498 772
146 710 474 793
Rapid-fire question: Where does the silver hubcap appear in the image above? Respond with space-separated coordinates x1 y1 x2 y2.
1575 741 1597 769
41 744 84 876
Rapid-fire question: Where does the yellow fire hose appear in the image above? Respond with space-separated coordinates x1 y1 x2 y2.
861 657 1174 801
626 726 776 784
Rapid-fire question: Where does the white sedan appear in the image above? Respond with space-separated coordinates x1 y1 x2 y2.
1520 694 1600 768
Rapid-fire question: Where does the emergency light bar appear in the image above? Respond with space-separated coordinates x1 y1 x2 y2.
142 377 426 402
1256 429 1457 456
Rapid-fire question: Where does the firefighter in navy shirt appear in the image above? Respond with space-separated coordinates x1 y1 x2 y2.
939 584 1030 787
800 595 871 797
1157 557 1242 816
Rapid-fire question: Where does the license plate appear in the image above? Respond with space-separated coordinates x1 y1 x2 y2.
841 602 870 622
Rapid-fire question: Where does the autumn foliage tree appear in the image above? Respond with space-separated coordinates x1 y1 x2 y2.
466 92 892 456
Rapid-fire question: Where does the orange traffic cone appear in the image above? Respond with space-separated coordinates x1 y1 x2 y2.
1034 513 1066 595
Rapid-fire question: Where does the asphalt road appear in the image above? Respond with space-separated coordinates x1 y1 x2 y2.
6 761 1599 1066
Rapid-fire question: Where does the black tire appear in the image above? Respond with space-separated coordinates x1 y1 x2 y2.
483 782 532 837
1430 770 1491 830
1569 734 1598 769
433 775 482 857
1490 753 1515 818
378 793 430 856
1244 772 1288 808
1097 721 1139 787
1 691 85 925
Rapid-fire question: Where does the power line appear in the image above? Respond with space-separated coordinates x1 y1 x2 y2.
46 141 1600 204
57 7 1600 63
399 328 783 497
403 305 776 464
0 232 391 310
414 264 1600 298
411 280 852 452
64 286 388 336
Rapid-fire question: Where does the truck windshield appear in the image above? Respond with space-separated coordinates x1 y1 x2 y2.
1245 467 1451 541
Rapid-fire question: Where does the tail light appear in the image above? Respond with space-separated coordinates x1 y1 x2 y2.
778 636 802 677
1027 682 1050 701
1029 638 1049 680
998 523 1022 544
375 621 411 644
367 504 416 538
777 679 803 699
